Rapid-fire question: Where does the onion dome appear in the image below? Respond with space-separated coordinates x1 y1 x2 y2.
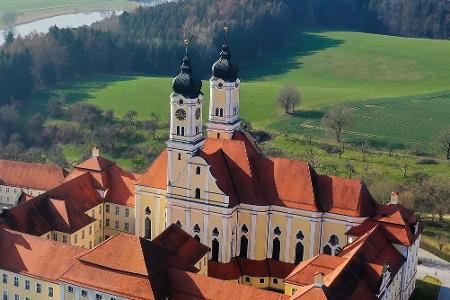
172 54 202 99
212 42 239 82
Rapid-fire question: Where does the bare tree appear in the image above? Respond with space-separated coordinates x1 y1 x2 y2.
436 232 447 251
434 128 450 159
47 96 65 117
276 85 301 113
321 106 353 143
123 110 138 126
414 176 450 221
395 155 410 178
345 160 355 179
145 112 160 138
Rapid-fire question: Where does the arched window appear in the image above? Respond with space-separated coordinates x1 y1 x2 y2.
178 153 181 160
217 133 220 139
241 225 248 234
175 220 182 228
219 108 224 117
212 238 220 262
323 244 332 255
212 227 219 237
176 126 180 135
195 188 201 199
195 126 199 134
240 235 248 258
181 127 185 136
215 108 219 116
145 217 151 239
273 226 281 236
196 166 201 175
193 224 201 233
145 207 151 215
295 242 304 264
272 237 281 261
296 230 304 240
194 235 200 242
322 235 341 256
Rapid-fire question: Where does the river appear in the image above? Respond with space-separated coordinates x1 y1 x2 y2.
0 11 120 44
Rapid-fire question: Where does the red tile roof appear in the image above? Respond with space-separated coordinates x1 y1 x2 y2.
136 150 167 189
152 224 210 266
169 269 289 300
346 203 422 246
137 131 376 217
75 156 115 172
0 159 65 190
67 157 139 207
209 257 295 280
287 226 405 300
0 228 85 283
2 173 101 235
62 227 208 299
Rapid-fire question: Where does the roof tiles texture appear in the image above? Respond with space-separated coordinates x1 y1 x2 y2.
0 228 85 283
0 159 65 190
286 226 405 300
137 131 376 217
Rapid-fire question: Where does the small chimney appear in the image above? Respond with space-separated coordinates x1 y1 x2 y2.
314 272 324 288
390 192 399 205
92 147 100 157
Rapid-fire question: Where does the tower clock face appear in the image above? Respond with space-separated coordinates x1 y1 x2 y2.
195 108 201 120
175 109 186 120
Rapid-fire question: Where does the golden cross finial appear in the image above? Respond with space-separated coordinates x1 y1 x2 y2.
184 38 189 55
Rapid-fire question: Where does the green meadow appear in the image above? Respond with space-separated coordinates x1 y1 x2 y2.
31 30 450 177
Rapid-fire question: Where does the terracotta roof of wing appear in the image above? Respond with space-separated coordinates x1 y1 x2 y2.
0 159 65 190
136 150 167 189
0 228 84 283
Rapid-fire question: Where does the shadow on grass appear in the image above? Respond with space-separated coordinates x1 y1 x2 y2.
23 74 138 118
241 30 344 80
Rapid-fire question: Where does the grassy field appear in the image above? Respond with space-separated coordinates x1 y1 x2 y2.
420 217 450 262
0 0 138 28
28 30 450 173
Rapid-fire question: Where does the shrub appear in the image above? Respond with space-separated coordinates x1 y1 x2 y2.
417 158 439 165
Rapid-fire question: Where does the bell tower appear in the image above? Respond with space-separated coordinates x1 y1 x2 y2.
206 26 241 140
167 39 204 189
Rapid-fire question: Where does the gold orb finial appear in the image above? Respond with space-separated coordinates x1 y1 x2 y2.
224 26 229 33
184 38 189 46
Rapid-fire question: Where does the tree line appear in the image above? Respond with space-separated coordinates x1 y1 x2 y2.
1 0 449 105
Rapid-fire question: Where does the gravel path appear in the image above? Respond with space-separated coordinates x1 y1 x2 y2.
417 248 450 300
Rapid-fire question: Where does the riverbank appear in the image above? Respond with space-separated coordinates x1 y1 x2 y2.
0 0 139 30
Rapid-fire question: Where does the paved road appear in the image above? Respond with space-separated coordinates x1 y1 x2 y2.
417 248 450 300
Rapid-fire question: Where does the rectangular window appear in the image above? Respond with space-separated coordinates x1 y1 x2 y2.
25 298 30 300
115 220 119 230
115 206 119 215
96 294 102 300
81 230 85 239
36 283 42 293
81 290 88 297
2 273 7 284
25 280 30 290
2 291 7 300
245 276 250 283
52 233 57 241
89 241 92 249
105 204 110 213
48 287 54 297
259 278 265 284
106 218 110 227
89 226 92 235
125 223 129 232
74 235 78 244
99 206 102 214
125 208 129 217
13 276 19 287
272 278 278 284
68 286 74 293
63 235 67 244
14 295 18 300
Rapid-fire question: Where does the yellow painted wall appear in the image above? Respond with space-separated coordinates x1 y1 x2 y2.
0 270 59 300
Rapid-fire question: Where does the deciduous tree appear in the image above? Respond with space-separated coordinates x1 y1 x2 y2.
276 85 301 113
321 106 353 143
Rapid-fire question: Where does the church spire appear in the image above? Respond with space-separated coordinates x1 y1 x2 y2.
206 26 241 140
